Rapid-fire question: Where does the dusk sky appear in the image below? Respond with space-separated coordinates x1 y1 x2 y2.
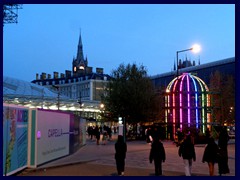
3 4 235 82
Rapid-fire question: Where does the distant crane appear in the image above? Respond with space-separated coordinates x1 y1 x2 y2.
3 4 22 25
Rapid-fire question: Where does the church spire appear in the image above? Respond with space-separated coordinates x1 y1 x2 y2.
77 30 84 63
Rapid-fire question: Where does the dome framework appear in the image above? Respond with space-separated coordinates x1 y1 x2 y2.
165 73 211 138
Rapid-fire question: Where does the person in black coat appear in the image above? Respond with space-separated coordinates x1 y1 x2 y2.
115 135 127 176
95 126 100 145
178 134 196 176
217 127 230 175
149 136 166 176
202 137 219 176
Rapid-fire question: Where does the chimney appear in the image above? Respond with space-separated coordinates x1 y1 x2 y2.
96 67 103 74
41 72 46 80
36 73 39 80
65 70 72 78
86 67 93 74
54 72 59 79
60 73 65 78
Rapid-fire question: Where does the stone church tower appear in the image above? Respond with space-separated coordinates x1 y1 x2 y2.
72 33 88 76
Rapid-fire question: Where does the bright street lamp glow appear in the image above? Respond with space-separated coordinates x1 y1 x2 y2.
191 44 201 53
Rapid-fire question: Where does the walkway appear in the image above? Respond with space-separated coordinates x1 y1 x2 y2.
17 135 235 176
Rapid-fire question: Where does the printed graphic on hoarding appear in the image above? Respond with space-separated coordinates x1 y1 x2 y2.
37 110 70 165
3 106 28 176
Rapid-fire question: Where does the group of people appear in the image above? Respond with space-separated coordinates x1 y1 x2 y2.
87 125 115 145
202 127 230 176
115 126 230 176
178 127 230 176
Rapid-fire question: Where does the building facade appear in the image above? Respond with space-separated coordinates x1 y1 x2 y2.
31 33 111 120
151 57 235 89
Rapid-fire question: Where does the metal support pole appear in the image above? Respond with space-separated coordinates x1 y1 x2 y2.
57 91 60 110
78 92 82 118
123 117 126 143
52 85 60 110
176 51 179 77
42 88 44 109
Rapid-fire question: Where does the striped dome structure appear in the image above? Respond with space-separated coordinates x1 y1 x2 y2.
165 73 211 137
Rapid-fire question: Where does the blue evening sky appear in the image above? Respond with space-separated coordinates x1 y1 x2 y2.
3 4 235 82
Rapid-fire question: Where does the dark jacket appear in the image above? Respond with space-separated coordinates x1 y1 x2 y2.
115 135 127 160
218 128 230 174
149 139 166 163
202 137 219 163
178 135 196 160
218 128 229 150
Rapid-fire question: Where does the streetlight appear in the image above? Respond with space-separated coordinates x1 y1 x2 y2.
176 44 201 77
100 103 104 109
99 103 105 121
175 44 201 132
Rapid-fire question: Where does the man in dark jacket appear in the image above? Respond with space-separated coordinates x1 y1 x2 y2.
115 135 127 176
149 136 166 176
178 134 196 176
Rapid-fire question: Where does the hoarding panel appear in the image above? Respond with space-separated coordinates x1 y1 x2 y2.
3 105 28 176
36 110 70 165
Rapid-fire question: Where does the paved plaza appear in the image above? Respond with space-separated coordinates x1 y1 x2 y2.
17 135 235 176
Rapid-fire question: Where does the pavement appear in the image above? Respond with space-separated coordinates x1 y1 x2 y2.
17 134 235 176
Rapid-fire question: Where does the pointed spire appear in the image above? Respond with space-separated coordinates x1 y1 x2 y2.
78 28 83 48
85 55 88 64
77 29 84 63
198 56 200 65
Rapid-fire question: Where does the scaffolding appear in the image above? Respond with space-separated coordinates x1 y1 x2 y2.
3 4 22 25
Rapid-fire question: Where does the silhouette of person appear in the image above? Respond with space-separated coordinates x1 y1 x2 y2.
202 137 219 176
149 136 166 176
178 134 196 176
115 135 127 176
217 126 230 175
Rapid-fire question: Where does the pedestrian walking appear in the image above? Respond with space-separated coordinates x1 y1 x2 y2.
149 136 166 176
87 126 93 139
115 135 127 176
202 137 219 176
178 134 196 176
107 126 112 140
145 127 152 144
95 126 100 145
175 128 184 147
102 131 108 145
152 126 160 141
217 126 230 176
205 128 211 142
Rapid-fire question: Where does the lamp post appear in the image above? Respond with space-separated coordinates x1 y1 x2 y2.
52 85 60 110
77 92 83 118
176 44 201 77
175 44 201 133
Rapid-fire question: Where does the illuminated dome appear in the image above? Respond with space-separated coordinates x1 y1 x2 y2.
165 73 210 136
